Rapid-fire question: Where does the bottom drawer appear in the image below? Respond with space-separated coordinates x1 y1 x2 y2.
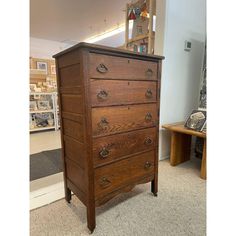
94 150 155 199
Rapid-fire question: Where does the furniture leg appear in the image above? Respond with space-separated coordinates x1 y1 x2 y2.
65 187 71 203
170 131 192 166
87 204 96 233
151 177 158 196
200 139 206 179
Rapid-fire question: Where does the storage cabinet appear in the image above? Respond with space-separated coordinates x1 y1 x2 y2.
53 42 164 232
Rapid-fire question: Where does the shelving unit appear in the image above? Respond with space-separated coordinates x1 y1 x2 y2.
55 93 60 130
123 0 156 54
29 92 59 132
29 57 60 132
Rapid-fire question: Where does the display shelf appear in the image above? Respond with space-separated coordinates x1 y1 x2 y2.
30 92 55 95
29 92 59 132
127 34 149 44
124 0 156 54
30 126 56 132
29 109 54 114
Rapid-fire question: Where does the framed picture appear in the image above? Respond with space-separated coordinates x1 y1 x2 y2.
34 113 53 127
37 100 51 110
50 65 56 75
30 84 37 92
140 43 148 53
136 25 143 35
184 109 207 131
30 101 37 111
36 61 48 73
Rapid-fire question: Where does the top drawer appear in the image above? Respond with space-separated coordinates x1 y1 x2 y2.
89 53 158 80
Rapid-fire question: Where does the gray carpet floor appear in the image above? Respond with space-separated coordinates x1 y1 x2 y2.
30 158 206 236
30 149 62 181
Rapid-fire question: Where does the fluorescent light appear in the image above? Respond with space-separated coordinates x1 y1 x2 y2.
84 22 133 43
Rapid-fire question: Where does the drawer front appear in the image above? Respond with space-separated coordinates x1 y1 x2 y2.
92 104 157 137
94 150 155 199
93 127 156 167
89 53 158 80
90 79 157 106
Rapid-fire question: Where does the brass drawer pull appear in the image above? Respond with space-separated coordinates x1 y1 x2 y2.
145 68 153 77
144 162 152 169
145 112 152 122
145 89 153 98
98 117 109 128
99 147 110 159
144 137 153 145
97 90 108 100
99 177 111 188
97 63 108 73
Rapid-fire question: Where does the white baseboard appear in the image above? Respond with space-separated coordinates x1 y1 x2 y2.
30 182 65 210
30 173 65 210
159 155 170 161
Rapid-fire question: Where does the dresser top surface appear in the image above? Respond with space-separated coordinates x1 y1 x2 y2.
53 42 165 61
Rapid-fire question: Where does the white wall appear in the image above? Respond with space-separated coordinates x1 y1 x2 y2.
94 31 125 47
155 0 206 159
30 37 73 59
30 32 125 59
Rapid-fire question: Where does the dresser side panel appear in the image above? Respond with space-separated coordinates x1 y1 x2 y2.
56 48 88 202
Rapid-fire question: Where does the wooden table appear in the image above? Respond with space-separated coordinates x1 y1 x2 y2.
162 122 206 179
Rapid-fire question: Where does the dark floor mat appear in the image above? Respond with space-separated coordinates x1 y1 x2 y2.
30 149 62 181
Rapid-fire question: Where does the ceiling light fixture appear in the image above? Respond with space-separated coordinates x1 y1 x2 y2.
84 22 133 43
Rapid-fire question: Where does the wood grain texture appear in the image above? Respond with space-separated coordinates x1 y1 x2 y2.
95 175 154 207
64 135 85 169
162 122 206 138
53 42 165 61
94 151 155 199
89 53 157 80
92 103 157 137
90 79 157 106
80 49 96 232
152 60 162 196
61 94 84 114
66 159 86 193
55 58 71 203
57 50 80 68
63 118 84 142
163 122 207 179
59 63 81 87
93 127 156 167
170 132 192 166
54 43 164 232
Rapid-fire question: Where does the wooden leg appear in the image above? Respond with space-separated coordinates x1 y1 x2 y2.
65 187 71 203
87 204 96 233
170 132 192 166
151 177 158 196
200 139 206 179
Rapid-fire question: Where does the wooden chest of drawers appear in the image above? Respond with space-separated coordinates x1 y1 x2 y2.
53 43 164 232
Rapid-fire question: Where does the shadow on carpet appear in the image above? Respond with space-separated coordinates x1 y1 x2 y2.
30 149 62 181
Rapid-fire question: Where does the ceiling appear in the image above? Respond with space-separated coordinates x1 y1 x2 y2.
30 0 129 43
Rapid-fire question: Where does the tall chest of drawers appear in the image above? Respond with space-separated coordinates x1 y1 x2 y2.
53 43 164 232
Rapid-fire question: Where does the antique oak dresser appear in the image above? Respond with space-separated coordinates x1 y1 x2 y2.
53 43 164 232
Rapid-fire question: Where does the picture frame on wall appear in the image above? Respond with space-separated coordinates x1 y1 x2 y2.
50 65 56 75
30 84 37 92
30 101 37 111
37 100 51 110
36 61 48 73
136 25 143 35
140 42 148 53
133 44 138 52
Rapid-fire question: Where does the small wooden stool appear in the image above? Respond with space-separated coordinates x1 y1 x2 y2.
162 122 206 179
